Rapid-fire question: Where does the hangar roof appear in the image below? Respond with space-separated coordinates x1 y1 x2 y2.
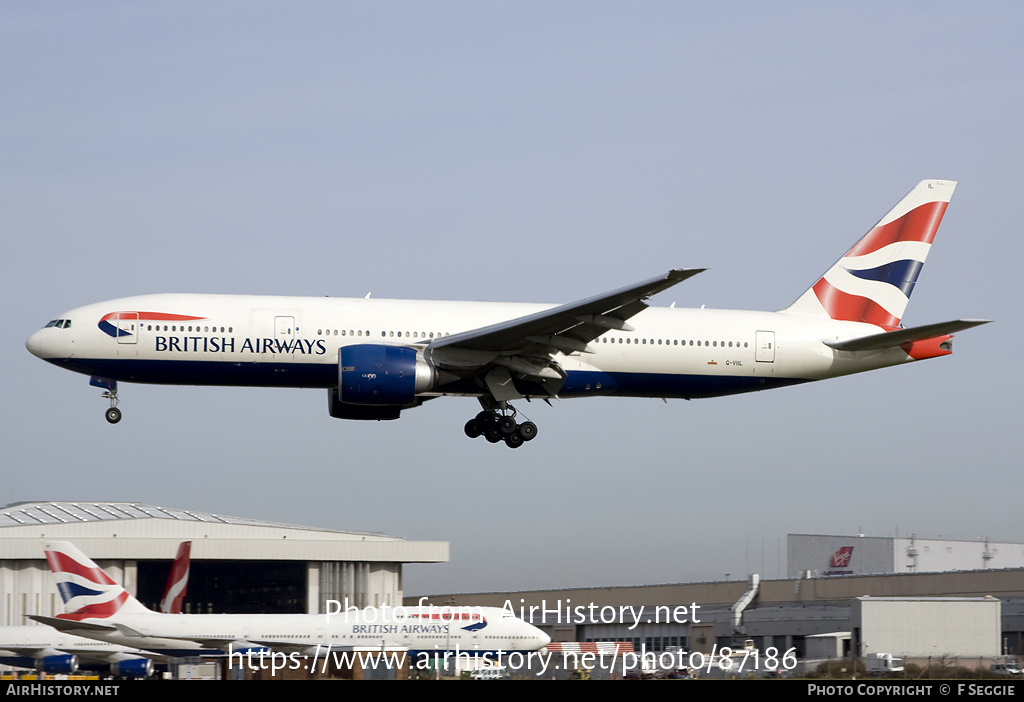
3 501 350 531
0 501 448 563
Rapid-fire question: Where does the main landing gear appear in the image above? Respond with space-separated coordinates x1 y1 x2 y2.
464 406 538 449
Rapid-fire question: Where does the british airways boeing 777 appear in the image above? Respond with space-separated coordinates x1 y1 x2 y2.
26 181 988 448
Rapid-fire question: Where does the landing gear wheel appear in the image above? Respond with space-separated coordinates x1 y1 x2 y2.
518 421 538 441
105 407 122 424
468 400 538 447
504 431 524 449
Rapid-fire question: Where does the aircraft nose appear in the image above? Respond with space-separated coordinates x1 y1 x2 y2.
26 329 46 359
535 627 551 648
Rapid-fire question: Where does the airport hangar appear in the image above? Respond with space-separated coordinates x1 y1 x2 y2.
0 501 448 627
412 534 1024 661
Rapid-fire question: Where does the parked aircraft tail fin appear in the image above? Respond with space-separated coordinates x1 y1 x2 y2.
160 541 191 614
43 541 152 620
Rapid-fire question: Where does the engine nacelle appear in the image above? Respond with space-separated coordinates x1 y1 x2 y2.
37 654 78 675
110 658 153 678
338 345 435 406
328 389 402 420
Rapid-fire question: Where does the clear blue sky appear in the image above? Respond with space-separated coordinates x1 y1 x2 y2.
3 2 1018 595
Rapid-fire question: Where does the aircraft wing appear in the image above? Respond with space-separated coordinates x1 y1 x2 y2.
424 268 703 399
824 319 991 352
430 268 704 354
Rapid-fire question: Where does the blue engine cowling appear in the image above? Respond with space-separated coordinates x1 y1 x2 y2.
110 658 153 678
339 345 434 406
37 654 78 674
328 389 402 420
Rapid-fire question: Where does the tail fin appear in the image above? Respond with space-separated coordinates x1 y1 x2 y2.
783 180 956 327
160 541 191 614
43 541 151 620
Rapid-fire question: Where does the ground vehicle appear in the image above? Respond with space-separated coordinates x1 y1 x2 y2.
865 652 904 674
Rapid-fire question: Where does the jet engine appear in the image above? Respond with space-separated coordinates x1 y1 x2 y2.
110 658 153 678
326 345 438 420
37 654 78 674
338 345 435 406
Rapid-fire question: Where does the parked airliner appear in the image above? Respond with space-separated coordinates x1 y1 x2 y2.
31 541 549 658
0 627 156 678
26 181 988 448
0 541 191 677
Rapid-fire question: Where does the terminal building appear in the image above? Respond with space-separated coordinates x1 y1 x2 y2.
413 534 1024 667
788 533 1024 577
0 501 448 627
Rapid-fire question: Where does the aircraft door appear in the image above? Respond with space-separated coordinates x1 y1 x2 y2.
115 312 139 345
275 316 296 345
755 330 775 362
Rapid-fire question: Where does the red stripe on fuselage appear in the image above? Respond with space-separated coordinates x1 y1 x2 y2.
99 312 205 323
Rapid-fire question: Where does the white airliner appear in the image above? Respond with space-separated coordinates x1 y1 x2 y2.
0 541 191 677
26 181 988 448
0 627 156 678
31 541 549 659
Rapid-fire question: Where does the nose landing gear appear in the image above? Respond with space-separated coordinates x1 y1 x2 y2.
90 376 121 424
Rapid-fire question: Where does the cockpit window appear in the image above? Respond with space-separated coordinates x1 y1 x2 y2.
43 319 71 329
45 320 59 328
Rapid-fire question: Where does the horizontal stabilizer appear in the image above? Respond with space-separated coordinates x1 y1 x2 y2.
27 614 117 633
824 319 991 352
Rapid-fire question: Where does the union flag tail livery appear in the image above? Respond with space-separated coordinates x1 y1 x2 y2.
45 541 152 621
160 541 191 614
27 180 990 446
785 179 955 327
